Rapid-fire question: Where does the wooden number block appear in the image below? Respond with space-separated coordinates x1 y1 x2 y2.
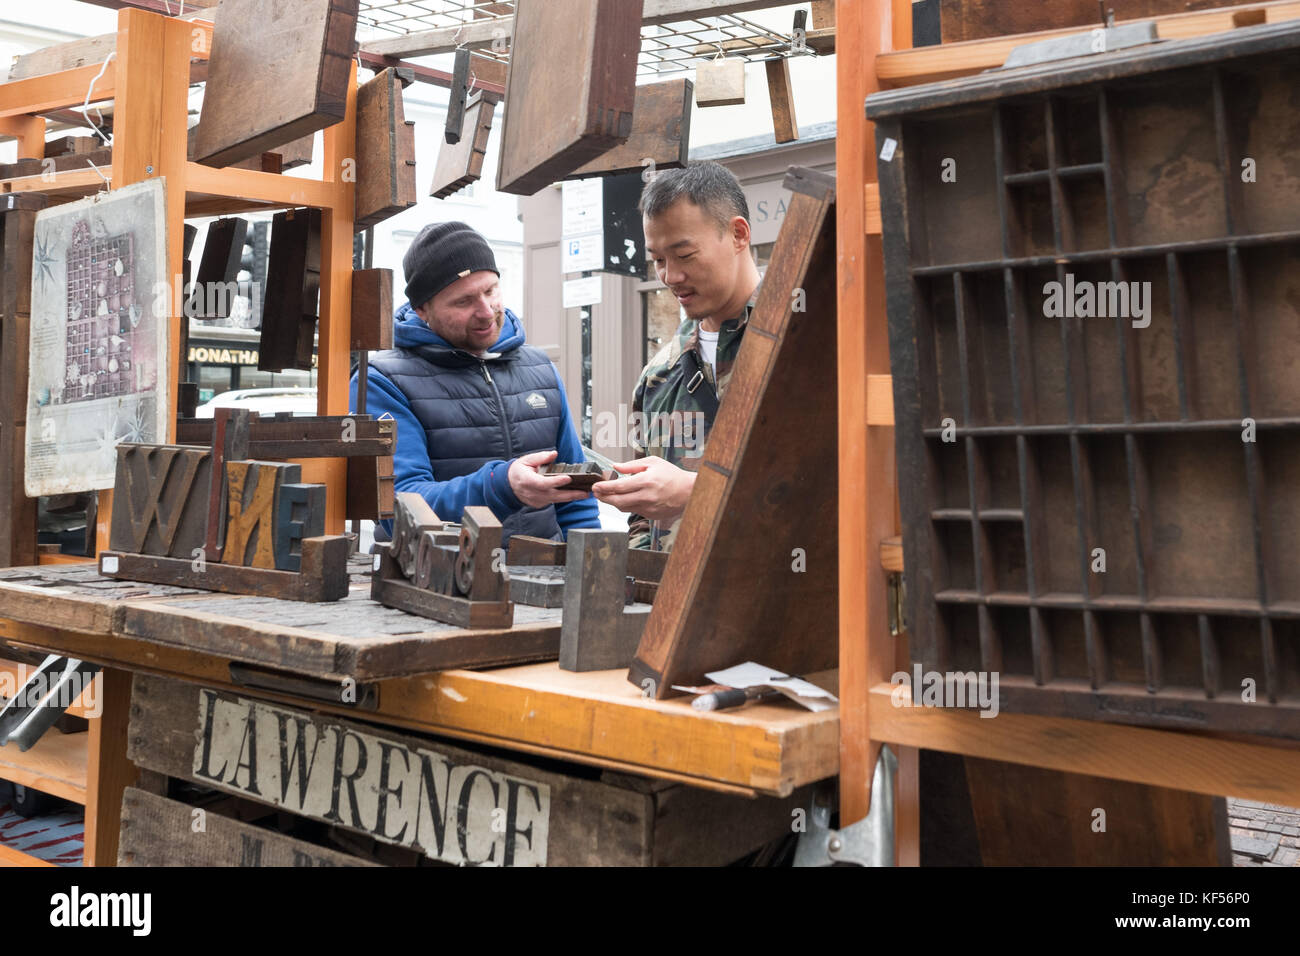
430 94 495 200
764 58 798 144
495 0 642 196
259 208 321 372
567 79 693 180
695 58 745 107
274 483 326 572
355 68 418 232
389 491 441 579
416 533 459 593
459 505 503 601
193 0 359 168
350 267 394 350
224 461 300 569
108 445 213 559
187 217 249 321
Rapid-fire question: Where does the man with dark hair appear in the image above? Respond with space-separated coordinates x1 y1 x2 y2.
592 161 761 550
351 221 599 542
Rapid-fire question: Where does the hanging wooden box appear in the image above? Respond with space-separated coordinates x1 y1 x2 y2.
868 21 1300 738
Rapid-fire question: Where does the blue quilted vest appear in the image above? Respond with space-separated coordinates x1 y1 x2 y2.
367 306 568 541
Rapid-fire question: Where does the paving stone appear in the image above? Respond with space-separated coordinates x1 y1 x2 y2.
1266 823 1285 833
1284 827 1300 837
1275 848 1299 867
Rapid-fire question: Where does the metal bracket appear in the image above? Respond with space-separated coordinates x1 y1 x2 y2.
228 663 379 711
0 655 100 751
793 745 898 866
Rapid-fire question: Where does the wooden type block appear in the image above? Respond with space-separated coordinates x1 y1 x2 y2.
538 462 611 491
274 133 315 170
0 194 47 568
100 535 349 602
193 0 359 168
43 136 99 159
458 505 504 601
508 565 567 608
389 491 441 579
177 413 396 459
629 167 839 696
495 0 642 196
345 453 393 522
370 545 514 629
764 57 798 144
108 445 213 559
354 68 418 232
224 461 301 569
415 533 459 593
177 382 199 419
561 529 644 672
187 217 248 321
203 408 253 563
566 79 693 180
506 535 567 566
350 267 394 350
120 788 379 867
274 483 326 572
445 47 471 144
430 94 495 200
695 57 746 107
259 208 321 372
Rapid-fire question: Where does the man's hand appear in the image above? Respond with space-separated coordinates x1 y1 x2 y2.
591 456 695 521
508 450 592 508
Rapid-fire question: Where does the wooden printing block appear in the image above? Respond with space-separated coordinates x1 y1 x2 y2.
506 535 567 566
389 491 441 579
458 506 504 601
508 565 567 608
273 483 326 573
538 462 611 491
258 208 321 372
187 217 249 321
345 452 394 522
350 267 394 350
370 543 513 629
108 444 213 559
444 48 471 145
224 461 301 569
430 94 495 200
354 68 418 232
694 57 746 107
203 408 253 563
764 57 798 144
494 0 642 196
415 533 459 593
559 529 649 672
567 79 693 179
192 0 359 168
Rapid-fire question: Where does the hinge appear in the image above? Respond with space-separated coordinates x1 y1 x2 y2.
887 572 908 636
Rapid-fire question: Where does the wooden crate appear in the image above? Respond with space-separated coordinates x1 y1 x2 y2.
868 21 1300 738
121 674 812 866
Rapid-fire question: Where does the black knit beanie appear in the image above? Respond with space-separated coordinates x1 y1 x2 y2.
403 221 500 309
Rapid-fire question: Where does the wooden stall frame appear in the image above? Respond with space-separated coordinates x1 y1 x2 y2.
0 6 357 864
838 0 1300 866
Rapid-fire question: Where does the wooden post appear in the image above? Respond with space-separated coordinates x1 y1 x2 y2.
83 668 134 867
835 0 918 863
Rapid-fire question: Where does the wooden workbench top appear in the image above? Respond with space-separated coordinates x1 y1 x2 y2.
0 562 840 796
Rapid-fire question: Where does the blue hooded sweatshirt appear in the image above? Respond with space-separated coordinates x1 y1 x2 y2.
350 303 599 540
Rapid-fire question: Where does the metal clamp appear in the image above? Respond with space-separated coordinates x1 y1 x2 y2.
686 370 704 393
794 745 898 866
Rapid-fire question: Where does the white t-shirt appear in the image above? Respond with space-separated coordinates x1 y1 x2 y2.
698 328 720 381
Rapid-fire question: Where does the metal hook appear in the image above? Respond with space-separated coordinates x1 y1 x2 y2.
452 21 467 50
467 69 478 95
82 51 115 146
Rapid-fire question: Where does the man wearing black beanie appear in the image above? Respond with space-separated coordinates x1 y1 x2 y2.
349 221 599 542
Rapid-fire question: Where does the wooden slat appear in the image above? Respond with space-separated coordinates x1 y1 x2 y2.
938 0 1261 43
866 372 894 425
868 682 1300 806
192 0 357 167
0 844 55 867
876 0 1300 87
495 0 641 195
764 57 799 144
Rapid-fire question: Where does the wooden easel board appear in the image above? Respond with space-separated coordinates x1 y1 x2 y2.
495 0 642 195
192 0 359 168
629 167 840 697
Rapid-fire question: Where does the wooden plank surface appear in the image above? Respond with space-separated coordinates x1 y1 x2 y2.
193 0 358 167
938 0 1261 43
0 844 55 867
0 716 87 805
631 169 839 696
119 788 380 866
566 78 692 179
354 68 417 231
495 0 642 195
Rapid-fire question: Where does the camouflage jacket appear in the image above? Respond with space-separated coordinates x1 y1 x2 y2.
628 300 754 551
